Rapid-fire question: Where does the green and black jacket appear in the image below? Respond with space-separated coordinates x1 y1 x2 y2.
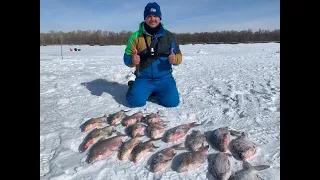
123 22 182 79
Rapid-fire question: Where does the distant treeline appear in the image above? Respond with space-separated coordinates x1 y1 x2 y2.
40 29 280 46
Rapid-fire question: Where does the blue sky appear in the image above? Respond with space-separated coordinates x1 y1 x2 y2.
40 0 280 33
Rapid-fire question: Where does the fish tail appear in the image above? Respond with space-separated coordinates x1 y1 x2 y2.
151 137 162 141
171 143 184 150
252 164 270 171
152 143 160 148
189 122 201 127
229 129 243 137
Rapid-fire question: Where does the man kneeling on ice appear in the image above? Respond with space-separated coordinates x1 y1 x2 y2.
123 2 183 108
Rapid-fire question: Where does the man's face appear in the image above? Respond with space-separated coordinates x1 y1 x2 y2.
145 15 160 28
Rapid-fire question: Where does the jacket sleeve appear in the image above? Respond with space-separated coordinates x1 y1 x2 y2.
124 31 140 67
123 53 133 67
169 34 182 66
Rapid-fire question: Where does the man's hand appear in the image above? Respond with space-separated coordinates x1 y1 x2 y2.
168 48 176 64
132 49 140 65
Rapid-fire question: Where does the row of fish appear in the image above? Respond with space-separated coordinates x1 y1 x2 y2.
79 110 200 152
77 110 270 179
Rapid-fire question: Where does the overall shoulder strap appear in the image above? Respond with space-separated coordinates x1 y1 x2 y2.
143 33 150 54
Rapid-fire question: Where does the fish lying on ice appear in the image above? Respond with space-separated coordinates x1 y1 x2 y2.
176 145 209 172
79 125 116 152
86 132 127 163
147 122 167 140
141 111 167 125
118 137 142 161
163 122 200 143
81 115 108 132
126 122 147 138
121 111 144 127
185 130 206 152
107 110 128 126
229 132 257 160
208 152 233 180
150 143 184 173
131 139 159 163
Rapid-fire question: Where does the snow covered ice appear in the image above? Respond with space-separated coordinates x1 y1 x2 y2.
40 43 280 180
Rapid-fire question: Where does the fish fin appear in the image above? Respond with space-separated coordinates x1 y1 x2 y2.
229 130 242 137
144 164 151 171
151 137 162 141
252 165 270 171
116 131 127 136
242 161 251 169
151 143 160 148
241 132 248 137
190 122 201 127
